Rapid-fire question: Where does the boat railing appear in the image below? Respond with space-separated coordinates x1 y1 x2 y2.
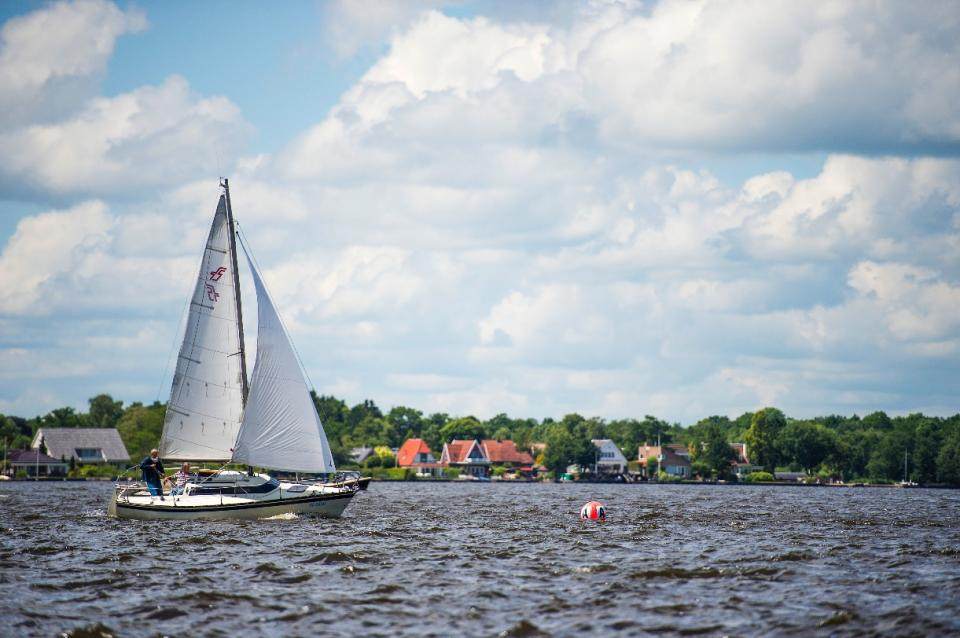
299 471 362 491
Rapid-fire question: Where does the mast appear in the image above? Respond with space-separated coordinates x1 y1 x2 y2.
222 178 249 405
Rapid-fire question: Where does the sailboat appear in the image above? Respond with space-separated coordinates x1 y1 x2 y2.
108 179 365 520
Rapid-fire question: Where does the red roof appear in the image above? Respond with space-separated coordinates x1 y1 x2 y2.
397 438 433 467
441 439 533 465
442 440 477 464
482 439 534 465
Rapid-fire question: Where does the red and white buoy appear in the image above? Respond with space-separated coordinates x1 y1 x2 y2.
580 500 606 522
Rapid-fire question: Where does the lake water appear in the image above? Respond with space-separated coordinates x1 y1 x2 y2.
1 481 959 637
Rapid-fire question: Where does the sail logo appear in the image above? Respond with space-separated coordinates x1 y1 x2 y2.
209 266 227 281
205 283 220 302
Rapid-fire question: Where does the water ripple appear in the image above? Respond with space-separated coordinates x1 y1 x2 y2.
1 482 960 636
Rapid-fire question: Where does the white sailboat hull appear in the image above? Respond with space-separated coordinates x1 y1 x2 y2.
109 490 355 521
108 473 360 521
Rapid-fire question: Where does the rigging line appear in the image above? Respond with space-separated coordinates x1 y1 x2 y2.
235 222 319 394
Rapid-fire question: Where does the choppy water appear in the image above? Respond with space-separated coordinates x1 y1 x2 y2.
2 482 959 637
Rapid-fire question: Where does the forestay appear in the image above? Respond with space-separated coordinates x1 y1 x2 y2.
231 250 336 473
159 195 245 460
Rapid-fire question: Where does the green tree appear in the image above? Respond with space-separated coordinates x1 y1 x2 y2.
88 394 124 428
484 413 514 439
861 411 892 431
420 413 449 452
912 419 940 483
440 416 486 443
695 421 736 479
542 425 594 479
936 428 960 486
866 433 909 481
605 418 644 460
116 402 165 462
744 408 786 472
386 406 424 441
347 399 382 430
778 421 837 475
41 407 83 428
0 415 33 450
836 429 881 480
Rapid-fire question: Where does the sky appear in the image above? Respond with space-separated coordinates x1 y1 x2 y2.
0 0 958 423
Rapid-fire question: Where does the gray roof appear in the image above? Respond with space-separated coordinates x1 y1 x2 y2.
350 447 373 462
8 449 65 465
32 428 130 462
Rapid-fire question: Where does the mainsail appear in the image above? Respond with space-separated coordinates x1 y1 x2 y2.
159 194 245 460
231 248 336 473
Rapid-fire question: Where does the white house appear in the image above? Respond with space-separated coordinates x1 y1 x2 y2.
591 439 628 474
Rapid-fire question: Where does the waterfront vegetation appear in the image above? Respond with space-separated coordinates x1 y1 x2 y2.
2 394 960 485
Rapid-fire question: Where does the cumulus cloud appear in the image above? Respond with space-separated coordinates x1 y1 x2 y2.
0 76 249 200
320 0 448 61
2 0 959 420
0 199 200 316
280 0 960 180
0 0 146 128
0 1 249 202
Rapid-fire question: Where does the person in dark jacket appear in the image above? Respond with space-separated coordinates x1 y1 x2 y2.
140 448 165 500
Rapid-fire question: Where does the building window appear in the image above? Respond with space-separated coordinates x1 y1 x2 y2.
75 448 103 461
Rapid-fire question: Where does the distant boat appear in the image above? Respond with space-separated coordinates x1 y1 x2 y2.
899 450 917 488
109 179 364 520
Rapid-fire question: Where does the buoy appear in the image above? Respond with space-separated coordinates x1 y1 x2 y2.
580 500 606 522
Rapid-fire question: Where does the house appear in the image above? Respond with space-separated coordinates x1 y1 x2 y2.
397 438 442 477
638 443 691 478
730 442 761 478
441 439 491 477
440 439 535 478
484 439 535 477
7 450 68 477
350 447 374 465
591 439 628 474
31 428 130 465
483 439 534 467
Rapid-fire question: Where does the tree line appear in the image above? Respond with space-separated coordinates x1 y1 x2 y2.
2 394 959 485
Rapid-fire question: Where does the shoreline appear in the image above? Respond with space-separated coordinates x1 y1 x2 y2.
2 477 957 489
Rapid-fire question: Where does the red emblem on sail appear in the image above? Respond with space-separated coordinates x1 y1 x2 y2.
205 283 220 302
209 266 227 281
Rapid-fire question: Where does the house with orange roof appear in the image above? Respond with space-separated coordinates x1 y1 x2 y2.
440 438 535 478
441 439 490 477
397 438 442 477
638 443 691 478
483 439 534 467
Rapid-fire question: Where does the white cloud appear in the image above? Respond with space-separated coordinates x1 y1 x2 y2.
2 1 959 421
0 75 249 199
320 0 447 61
579 0 960 152
0 198 208 317
0 200 113 313
0 0 146 128
847 261 960 341
282 0 960 181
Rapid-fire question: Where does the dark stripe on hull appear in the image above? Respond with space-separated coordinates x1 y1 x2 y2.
114 491 355 514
